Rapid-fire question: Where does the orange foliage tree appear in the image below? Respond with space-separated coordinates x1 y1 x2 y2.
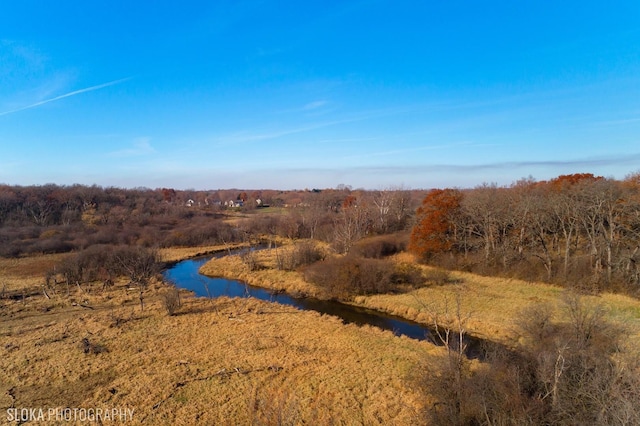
409 188 462 258
548 173 602 191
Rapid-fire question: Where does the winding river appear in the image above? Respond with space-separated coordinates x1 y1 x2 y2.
164 253 489 359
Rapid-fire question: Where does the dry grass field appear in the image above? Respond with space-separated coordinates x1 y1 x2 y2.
357 253 640 348
3 243 639 424
200 246 640 348
0 254 68 293
157 244 250 263
0 252 443 425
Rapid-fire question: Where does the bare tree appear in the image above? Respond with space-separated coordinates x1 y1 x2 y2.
333 195 370 253
462 183 510 264
417 292 474 426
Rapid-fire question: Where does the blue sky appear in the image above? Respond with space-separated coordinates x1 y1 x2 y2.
1 1 639 190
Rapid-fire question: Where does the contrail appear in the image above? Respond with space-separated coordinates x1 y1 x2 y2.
0 77 131 117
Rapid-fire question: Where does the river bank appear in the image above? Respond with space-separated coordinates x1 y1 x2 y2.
199 245 640 348
157 243 251 263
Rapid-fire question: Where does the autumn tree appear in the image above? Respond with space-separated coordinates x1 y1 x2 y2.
409 188 462 258
22 185 60 226
161 188 176 203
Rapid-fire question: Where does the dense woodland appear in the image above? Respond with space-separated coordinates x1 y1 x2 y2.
409 172 640 295
0 183 416 258
1 171 640 295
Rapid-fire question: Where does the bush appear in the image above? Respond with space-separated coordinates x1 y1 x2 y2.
423 268 459 286
350 234 408 258
163 286 181 315
277 241 325 271
48 245 162 291
304 254 419 299
29 237 75 254
240 250 262 271
110 246 161 286
82 337 108 354
392 262 424 287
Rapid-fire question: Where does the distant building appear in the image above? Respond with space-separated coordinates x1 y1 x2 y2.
224 199 244 208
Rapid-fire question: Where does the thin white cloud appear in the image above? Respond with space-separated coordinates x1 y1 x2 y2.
0 39 47 72
0 77 131 117
214 105 433 146
108 137 156 158
340 141 476 161
303 100 328 110
213 117 362 145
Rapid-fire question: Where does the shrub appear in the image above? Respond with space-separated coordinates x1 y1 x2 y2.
29 237 74 254
391 262 424 287
277 241 325 271
351 234 408 258
163 286 181 316
48 245 162 292
82 337 108 354
110 246 161 287
304 255 413 299
240 250 262 271
423 268 459 286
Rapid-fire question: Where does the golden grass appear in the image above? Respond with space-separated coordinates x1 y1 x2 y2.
358 256 640 347
157 243 249 263
3 244 639 424
201 248 640 348
199 245 324 298
0 252 443 425
0 254 68 293
354 263 565 344
0 295 437 425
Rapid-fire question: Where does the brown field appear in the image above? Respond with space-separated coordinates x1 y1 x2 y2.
200 247 640 348
358 253 640 349
0 252 444 425
3 244 639 424
0 254 69 293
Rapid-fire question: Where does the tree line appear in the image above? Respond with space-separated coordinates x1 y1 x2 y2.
4 172 640 294
0 183 419 257
409 172 640 294
0 185 238 256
